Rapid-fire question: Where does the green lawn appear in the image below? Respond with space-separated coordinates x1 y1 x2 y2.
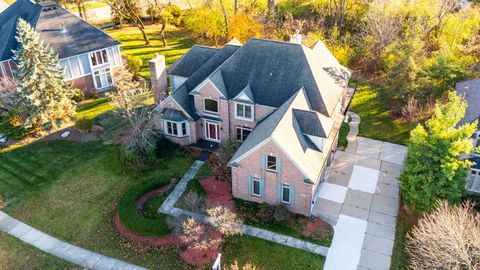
0 140 326 269
390 208 417 270
105 25 196 79
350 82 413 145
223 235 325 269
0 234 80 270
67 0 109 12
0 140 195 269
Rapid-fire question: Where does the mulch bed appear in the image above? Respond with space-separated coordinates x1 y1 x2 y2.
199 177 234 209
114 177 220 266
302 218 333 241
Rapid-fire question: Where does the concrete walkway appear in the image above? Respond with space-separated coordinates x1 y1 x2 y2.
315 111 407 270
159 158 329 256
0 211 146 270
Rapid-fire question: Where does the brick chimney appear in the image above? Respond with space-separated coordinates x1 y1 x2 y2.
149 53 168 104
289 30 302 44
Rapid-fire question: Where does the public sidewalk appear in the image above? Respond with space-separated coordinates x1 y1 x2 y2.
0 211 147 270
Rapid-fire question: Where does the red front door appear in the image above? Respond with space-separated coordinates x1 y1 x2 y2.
206 122 219 141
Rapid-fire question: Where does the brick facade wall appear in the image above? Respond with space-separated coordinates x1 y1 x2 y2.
231 140 314 216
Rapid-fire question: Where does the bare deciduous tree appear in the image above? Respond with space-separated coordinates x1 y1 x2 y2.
406 200 480 270
181 217 222 251
184 191 206 212
0 77 16 115
207 206 243 236
107 68 155 165
361 0 401 71
225 261 258 270
104 0 150 44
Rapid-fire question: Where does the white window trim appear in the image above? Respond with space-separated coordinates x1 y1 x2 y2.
235 102 254 121
62 55 91 81
203 97 219 114
163 120 189 137
204 121 220 142
236 126 252 142
92 67 114 89
281 184 291 204
266 155 277 173
252 177 261 197
89 48 110 69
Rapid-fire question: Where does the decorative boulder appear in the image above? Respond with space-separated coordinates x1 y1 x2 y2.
60 131 71 138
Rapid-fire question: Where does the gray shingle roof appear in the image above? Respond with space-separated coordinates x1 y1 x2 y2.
208 38 350 117
170 44 240 119
161 108 188 122
166 45 219 77
293 109 328 137
0 0 120 61
456 79 480 130
229 91 298 163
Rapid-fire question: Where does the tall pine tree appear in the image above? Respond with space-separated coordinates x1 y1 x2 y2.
400 92 478 211
12 18 75 129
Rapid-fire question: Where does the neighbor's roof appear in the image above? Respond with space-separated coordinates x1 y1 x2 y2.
166 45 219 77
456 79 480 129
0 0 120 61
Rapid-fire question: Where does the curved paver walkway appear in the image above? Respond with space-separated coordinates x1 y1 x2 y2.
345 111 360 153
0 211 147 270
159 156 329 256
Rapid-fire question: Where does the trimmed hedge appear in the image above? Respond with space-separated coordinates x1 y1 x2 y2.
117 179 172 236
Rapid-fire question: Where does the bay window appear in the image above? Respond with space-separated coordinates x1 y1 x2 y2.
164 120 189 137
90 49 109 67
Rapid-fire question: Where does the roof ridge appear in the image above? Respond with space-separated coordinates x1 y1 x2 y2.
248 37 302 47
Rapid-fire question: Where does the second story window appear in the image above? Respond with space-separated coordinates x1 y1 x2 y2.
90 49 108 67
204 98 219 114
266 155 277 172
236 103 253 121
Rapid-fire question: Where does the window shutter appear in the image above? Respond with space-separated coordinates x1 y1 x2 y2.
260 179 265 198
276 183 282 202
248 176 253 195
277 157 282 173
261 154 266 169
290 186 296 207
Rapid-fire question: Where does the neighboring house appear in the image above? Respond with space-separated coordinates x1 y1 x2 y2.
0 0 122 92
151 35 352 216
456 79 480 194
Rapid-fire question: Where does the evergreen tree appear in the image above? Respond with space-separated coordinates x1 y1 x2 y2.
400 92 478 211
12 18 75 129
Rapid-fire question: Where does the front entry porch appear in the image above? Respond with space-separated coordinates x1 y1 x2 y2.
191 139 220 152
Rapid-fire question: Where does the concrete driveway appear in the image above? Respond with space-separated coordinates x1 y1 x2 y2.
314 136 407 270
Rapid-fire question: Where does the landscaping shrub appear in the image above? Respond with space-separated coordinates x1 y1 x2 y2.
126 56 143 74
75 118 93 133
337 121 350 148
117 178 172 236
273 204 290 222
0 116 31 140
156 136 181 158
90 125 105 137
70 88 84 103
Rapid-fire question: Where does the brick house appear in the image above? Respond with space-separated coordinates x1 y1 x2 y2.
0 0 122 92
456 80 480 194
151 36 353 216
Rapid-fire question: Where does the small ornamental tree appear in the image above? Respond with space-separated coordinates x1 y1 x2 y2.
106 68 155 165
406 201 480 270
400 92 477 211
12 18 75 129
